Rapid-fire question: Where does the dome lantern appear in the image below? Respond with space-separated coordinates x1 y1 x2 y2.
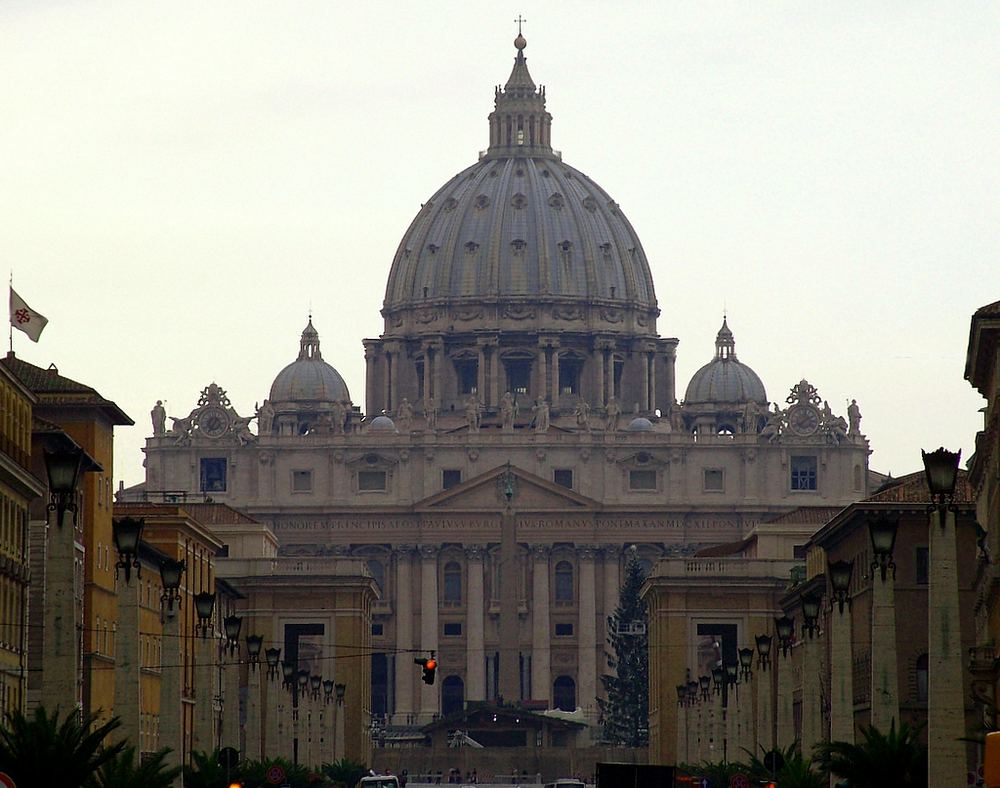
487 33 553 156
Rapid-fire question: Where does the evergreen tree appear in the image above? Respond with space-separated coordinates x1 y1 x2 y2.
598 553 649 746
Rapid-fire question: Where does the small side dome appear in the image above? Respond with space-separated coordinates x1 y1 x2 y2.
270 320 351 405
368 415 397 433
626 417 654 432
684 318 767 405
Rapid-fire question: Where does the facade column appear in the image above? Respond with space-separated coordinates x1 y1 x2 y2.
477 346 487 403
648 352 657 414
388 351 398 414
713 686 725 762
928 506 967 781
222 650 241 750
551 350 560 408
756 659 774 754
639 349 650 412
577 546 598 721
364 341 378 416
531 545 551 703
800 632 823 757
870 566 899 731
113 576 140 752
422 346 433 405
776 646 795 750
301 691 313 769
606 350 615 402
433 343 444 409
393 546 414 723
160 608 183 788
317 696 330 765
40 508 77 712
594 348 605 408
419 545 439 720
193 635 217 754
335 697 346 759
381 353 391 415
830 602 855 745
724 687 737 762
489 344 500 406
537 346 548 403
676 702 688 764
246 663 262 761
603 546 621 637
465 546 486 701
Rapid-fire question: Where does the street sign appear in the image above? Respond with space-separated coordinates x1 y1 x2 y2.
729 775 750 788
266 764 286 785
0 772 15 788
699 778 711 788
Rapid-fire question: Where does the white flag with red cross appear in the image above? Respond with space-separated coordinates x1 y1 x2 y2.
9 288 48 342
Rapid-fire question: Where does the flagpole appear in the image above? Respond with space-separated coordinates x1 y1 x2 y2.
8 272 12 355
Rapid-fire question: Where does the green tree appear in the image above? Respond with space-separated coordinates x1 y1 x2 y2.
183 749 229 788
0 707 124 788
321 757 368 787
597 553 649 746
89 745 181 788
813 721 927 788
744 744 825 788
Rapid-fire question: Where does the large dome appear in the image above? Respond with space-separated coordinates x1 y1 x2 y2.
684 319 767 405
381 35 658 335
270 320 350 405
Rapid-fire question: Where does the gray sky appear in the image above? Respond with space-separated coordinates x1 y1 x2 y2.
3 2 997 489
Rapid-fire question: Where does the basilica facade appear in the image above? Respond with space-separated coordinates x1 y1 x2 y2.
132 34 871 738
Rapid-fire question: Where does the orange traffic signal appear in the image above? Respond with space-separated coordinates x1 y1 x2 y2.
414 655 437 685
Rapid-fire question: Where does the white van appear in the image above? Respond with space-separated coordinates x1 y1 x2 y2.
543 781 586 788
359 776 400 788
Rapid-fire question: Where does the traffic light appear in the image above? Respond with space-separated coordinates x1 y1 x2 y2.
415 654 437 685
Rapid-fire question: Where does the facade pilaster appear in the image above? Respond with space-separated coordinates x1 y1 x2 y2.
489 344 500 406
394 545 415 722
531 545 551 702
433 342 444 409
159 609 183 787
551 350 560 408
594 349 605 407
193 636 217 753
246 663 262 761
648 351 657 413
419 545 440 719
829 603 854 744
40 509 77 712
537 346 548 402
388 350 398 414
477 346 487 401
465 545 486 701
577 545 598 720
222 651 241 749
422 345 433 405
870 570 899 731
776 648 795 749
800 634 823 756
928 507 967 781
113 577 140 750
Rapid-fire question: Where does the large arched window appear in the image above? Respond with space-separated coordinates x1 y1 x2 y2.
367 559 385 593
916 653 929 703
371 653 388 717
442 675 465 716
553 675 576 712
443 561 462 605
554 561 574 603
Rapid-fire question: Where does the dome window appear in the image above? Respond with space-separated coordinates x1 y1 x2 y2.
548 193 564 210
474 194 491 210
515 168 524 177
465 241 480 255
510 239 527 256
427 244 440 255
443 197 458 212
510 193 527 209
559 240 572 253
541 169 550 178
582 197 598 213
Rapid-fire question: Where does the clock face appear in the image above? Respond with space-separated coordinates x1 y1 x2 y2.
197 406 230 438
787 404 820 436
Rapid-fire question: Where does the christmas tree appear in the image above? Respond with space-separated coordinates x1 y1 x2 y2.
598 553 649 746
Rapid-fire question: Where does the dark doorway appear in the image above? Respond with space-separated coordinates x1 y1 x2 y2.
442 675 465 716
371 653 388 717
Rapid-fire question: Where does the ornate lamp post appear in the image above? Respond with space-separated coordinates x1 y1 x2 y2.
755 634 774 752
223 615 243 655
868 513 900 731
738 648 754 682
158 558 185 788
192 589 217 753
799 592 823 756
296 670 310 766
774 615 795 749
265 647 281 679
221 614 243 750
194 592 216 638
111 516 145 755
112 516 144 583
828 558 856 743
44 446 84 524
247 634 263 667
244 634 264 762
922 447 967 781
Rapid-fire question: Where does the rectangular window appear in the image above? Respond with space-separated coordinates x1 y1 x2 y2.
629 469 657 491
555 622 574 637
291 470 312 493
455 360 478 395
790 456 818 491
915 546 929 585
442 469 462 490
553 469 573 489
358 470 387 492
703 468 724 492
371 623 384 637
793 544 807 560
199 458 227 493
443 622 463 637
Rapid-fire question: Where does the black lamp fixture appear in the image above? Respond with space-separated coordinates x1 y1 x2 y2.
922 447 961 513
297 669 310 697
686 679 699 706
193 591 216 638
775 615 794 657
868 513 899 581
725 662 739 687
323 678 334 704
111 517 144 584
246 634 263 669
281 660 295 688
44 446 85 524
265 647 282 680
755 633 773 670
711 665 724 694
698 674 711 701
675 684 687 707
223 614 243 655
738 648 754 681
310 674 322 700
828 559 854 614
159 558 185 612
801 592 822 639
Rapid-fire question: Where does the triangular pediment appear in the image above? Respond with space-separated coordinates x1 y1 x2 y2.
415 464 600 512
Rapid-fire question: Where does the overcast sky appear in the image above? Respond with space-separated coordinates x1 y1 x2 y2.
3 2 997 489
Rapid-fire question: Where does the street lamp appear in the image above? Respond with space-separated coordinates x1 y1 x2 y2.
869 514 899 581
159 558 185 613
738 648 754 682
323 679 335 703
265 647 282 680
922 447 961 511
801 593 822 639
828 559 854 614
774 616 794 657
112 517 144 583
725 662 739 688
223 614 243 655
281 660 295 689
194 591 216 638
676 683 687 707
246 634 263 669
44 446 85 524
755 634 773 670
687 679 699 706
310 674 322 701
335 682 346 705
297 669 310 695
711 666 725 695
699 674 711 701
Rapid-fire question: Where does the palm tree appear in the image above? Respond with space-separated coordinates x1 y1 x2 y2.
744 744 825 788
182 749 228 788
813 721 928 788
0 707 124 788
89 745 181 788
322 757 367 787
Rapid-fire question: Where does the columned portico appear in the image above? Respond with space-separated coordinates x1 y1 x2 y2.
465 545 486 701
